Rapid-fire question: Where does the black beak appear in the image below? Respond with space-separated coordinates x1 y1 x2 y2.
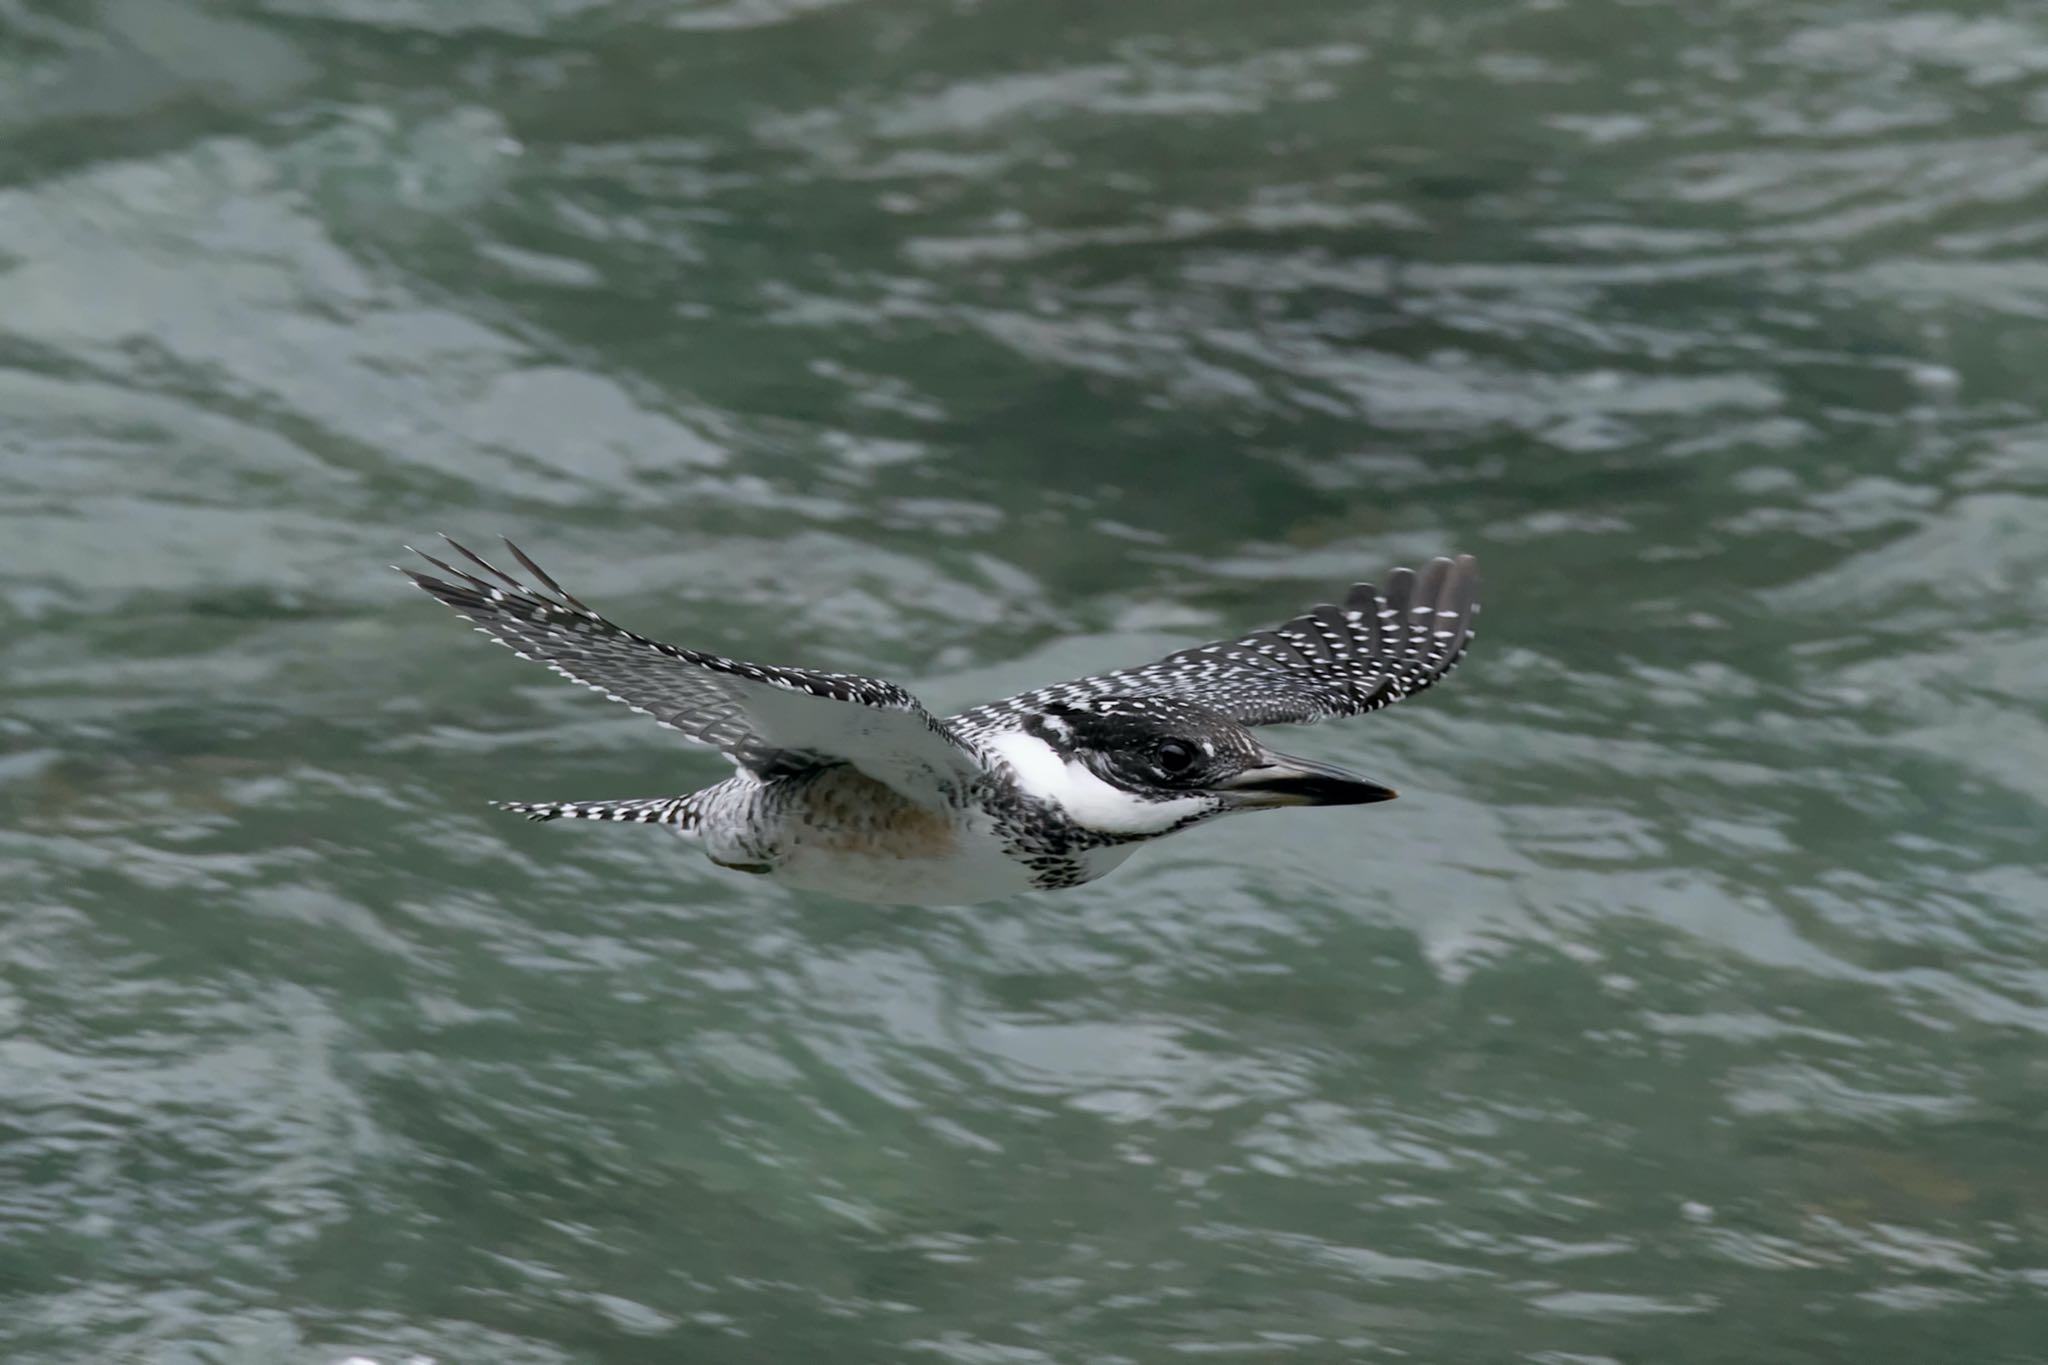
1217 751 1398 808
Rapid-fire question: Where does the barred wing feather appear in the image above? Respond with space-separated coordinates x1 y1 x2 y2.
401 538 981 805
955 555 1480 732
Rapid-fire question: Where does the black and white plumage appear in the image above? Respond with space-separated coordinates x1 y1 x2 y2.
951 553 1480 733
401 538 1481 905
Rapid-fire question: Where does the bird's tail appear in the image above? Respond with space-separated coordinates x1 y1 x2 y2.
492 795 702 830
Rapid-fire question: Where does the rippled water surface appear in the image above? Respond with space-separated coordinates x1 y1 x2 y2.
5 1 2048 1361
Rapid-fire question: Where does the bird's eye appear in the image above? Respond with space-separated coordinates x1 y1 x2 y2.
1155 740 1197 773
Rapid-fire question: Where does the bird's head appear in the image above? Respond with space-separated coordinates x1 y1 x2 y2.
991 696 1396 838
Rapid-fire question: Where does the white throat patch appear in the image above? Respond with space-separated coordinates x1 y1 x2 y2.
982 729 1213 836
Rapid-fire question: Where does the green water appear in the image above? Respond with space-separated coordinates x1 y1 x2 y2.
4 1 2048 1361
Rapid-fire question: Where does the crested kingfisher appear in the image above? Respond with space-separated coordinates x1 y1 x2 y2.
401 539 1481 905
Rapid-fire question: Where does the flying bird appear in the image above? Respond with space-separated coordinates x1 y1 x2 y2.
401 540 1480 905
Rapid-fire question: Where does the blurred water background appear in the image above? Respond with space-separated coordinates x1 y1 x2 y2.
4 0 2048 1361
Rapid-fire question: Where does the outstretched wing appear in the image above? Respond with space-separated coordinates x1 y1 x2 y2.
401 538 981 806
954 555 1480 732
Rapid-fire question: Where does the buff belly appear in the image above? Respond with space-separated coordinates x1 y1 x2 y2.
695 766 1121 906
769 792 1040 906
764 839 1041 905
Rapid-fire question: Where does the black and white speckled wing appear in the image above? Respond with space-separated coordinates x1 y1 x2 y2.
402 538 981 805
953 555 1480 733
